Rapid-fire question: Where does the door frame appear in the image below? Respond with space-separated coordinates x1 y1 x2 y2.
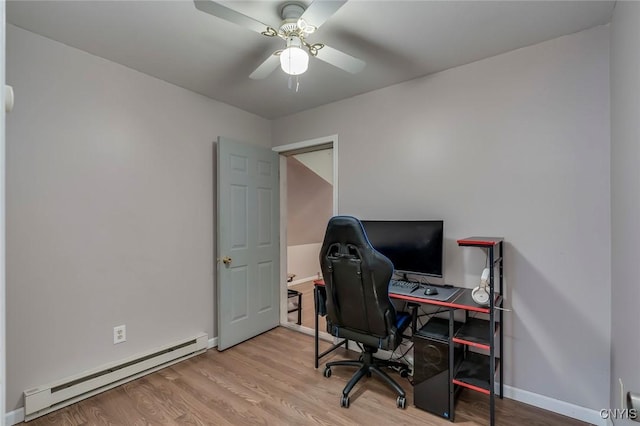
1 1 7 423
273 134 338 339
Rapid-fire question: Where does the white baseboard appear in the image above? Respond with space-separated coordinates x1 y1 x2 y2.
5 407 24 425
289 276 318 286
502 384 607 426
5 338 218 425
207 336 218 349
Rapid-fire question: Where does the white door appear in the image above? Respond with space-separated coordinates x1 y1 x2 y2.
217 137 280 350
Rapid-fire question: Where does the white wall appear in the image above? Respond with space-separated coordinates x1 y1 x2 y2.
610 2 640 422
273 26 611 412
293 150 333 185
5 25 270 411
287 243 321 283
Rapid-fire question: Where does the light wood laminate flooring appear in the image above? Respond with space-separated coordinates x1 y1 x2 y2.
23 327 588 426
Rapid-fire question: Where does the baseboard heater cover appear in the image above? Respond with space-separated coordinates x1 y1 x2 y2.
23 333 208 421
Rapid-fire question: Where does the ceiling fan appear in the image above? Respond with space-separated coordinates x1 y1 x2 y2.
194 0 366 80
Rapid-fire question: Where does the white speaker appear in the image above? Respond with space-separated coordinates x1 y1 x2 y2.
472 268 490 306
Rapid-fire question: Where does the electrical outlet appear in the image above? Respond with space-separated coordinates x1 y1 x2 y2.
113 325 126 344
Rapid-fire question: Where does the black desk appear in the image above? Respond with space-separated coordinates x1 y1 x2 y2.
313 279 503 422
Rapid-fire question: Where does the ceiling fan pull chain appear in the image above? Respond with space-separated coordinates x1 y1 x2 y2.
287 75 301 92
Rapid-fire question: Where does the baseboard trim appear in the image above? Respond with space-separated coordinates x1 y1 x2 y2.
6 407 24 425
502 385 607 426
207 337 218 349
5 338 219 425
289 276 318 286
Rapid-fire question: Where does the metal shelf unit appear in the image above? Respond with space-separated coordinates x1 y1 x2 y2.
454 237 504 426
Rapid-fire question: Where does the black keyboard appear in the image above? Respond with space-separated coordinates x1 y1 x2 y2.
389 279 420 296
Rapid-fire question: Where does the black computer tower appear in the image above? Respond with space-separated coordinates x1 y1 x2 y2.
413 317 463 419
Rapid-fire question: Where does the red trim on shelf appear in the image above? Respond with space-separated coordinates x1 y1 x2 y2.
452 379 491 395
452 337 490 350
457 237 503 246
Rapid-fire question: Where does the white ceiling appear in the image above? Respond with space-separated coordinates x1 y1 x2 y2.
7 0 615 120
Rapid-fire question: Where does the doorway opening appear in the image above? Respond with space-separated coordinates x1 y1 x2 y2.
274 135 338 338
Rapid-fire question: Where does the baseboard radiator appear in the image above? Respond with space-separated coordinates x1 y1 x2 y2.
23 333 208 421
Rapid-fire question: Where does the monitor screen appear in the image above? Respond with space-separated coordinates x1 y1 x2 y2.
361 220 444 278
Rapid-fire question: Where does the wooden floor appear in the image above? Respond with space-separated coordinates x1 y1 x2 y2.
24 327 588 426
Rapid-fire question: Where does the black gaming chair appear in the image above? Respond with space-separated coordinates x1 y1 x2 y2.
319 216 411 409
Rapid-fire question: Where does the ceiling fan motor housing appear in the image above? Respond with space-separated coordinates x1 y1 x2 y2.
280 2 305 20
285 35 303 49
279 2 306 34
280 21 299 34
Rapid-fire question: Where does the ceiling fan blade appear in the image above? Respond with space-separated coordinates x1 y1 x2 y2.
299 0 347 30
194 0 271 35
315 45 365 74
249 54 281 80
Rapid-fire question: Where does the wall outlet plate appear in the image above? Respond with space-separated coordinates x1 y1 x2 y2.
113 325 126 344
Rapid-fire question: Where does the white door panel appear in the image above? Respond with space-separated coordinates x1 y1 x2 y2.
217 137 279 350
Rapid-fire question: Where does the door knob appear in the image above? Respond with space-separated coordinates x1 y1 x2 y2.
221 256 233 265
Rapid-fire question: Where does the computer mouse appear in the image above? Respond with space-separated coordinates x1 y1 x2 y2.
424 287 438 296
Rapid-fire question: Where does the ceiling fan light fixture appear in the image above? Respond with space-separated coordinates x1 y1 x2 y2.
280 37 309 75
297 18 316 34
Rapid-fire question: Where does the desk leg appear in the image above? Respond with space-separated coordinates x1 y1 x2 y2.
314 286 319 368
410 303 418 333
448 308 455 422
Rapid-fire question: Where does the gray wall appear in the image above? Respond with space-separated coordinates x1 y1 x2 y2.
273 26 611 410
610 2 640 421
6 25 270 410
286 156 332 246
286 156 332 281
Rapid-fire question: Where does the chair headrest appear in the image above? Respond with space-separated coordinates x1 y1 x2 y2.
323 216 372 250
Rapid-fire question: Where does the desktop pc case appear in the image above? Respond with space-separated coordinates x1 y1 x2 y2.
413 317 463 419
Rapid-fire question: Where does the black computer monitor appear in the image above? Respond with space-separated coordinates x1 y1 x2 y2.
361 220 444 278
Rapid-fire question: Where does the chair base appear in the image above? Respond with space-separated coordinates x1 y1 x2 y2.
324 348 408 408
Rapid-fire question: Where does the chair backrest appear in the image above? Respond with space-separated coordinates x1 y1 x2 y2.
319 216 397 339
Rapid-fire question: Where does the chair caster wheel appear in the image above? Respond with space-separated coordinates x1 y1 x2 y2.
400 369 409 378
366 371 372 378
396 395 406 409
340 395 350 408
323 367 332 378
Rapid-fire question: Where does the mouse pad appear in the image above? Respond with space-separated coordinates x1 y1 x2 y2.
417 286 461 302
